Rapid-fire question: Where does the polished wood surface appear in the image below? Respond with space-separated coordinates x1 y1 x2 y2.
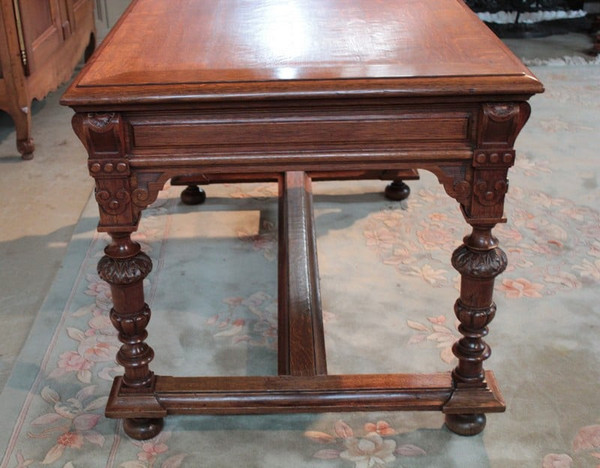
62 0 543 441
62 0 541 106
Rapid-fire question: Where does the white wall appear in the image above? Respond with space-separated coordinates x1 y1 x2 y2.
94 0 133 42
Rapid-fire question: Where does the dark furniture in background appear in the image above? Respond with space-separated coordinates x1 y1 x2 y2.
466 0 590 37
0 0 95 159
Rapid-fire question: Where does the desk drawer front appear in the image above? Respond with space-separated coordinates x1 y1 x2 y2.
128 111 473 154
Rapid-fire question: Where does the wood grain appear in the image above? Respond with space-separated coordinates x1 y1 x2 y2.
278 172 327 376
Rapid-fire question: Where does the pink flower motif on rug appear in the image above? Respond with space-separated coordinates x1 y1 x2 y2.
363 180 600 298
121 431 188 468
49 327 120 383
416 220 455 251
406 315 459 364
497 278 544 299
542 453 573 468
27 385 106 465
305 419 426 467
543 424 600 467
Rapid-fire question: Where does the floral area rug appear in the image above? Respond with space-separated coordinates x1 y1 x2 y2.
0 66 599 468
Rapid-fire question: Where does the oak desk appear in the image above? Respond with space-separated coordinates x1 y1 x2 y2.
61 0 543 440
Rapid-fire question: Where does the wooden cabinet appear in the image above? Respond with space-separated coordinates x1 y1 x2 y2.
0 0 95 159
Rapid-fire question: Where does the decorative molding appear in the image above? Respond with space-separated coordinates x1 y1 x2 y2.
454 300 496 331
86 112 118 131
478 102 530 148
110 304 151 338
131 188 151 207
89 159 130 176
473 177 508 207
73 112 126 158
473 150 514 168
95 186 131 216
452 180 472 203
130 172 171 209
98 252 152 285
431 165 472 208
451 245 507 278
483 103 519 122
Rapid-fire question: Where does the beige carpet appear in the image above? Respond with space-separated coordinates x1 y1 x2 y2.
0 65 599 468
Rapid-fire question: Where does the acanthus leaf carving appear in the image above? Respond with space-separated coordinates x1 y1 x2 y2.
98 252 153 285
451 245 507 278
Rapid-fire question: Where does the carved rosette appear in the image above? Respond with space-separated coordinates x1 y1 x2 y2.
132 188 151 207
98 252 152 285
451 245 507 279
473 178 508 207
95 187 132 216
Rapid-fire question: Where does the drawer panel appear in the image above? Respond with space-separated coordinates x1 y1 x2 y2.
129 111 472 153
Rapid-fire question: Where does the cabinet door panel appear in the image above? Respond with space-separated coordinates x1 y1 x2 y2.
17 0 63 74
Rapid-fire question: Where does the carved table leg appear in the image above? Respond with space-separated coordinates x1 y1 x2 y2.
384 179 410 201
180 185 206 205
98 232 163 440
445 224 507 435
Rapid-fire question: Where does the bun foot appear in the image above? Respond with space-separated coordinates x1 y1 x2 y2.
384 180 410 201
17 138 35 160
180 185 206 205
123 418 164 440
445 413 486 436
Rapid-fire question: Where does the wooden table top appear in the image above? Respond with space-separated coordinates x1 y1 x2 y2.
62 0 543 107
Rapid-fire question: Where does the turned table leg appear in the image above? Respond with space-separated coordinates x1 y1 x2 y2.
445 224 507 435
98 232 164 440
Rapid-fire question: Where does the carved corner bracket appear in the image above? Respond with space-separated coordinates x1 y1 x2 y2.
431 165 473 209
72 113 169 231
478 102 531 149
461 102 531 223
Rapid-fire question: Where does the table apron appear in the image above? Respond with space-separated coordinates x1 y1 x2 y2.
124 109 475 162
